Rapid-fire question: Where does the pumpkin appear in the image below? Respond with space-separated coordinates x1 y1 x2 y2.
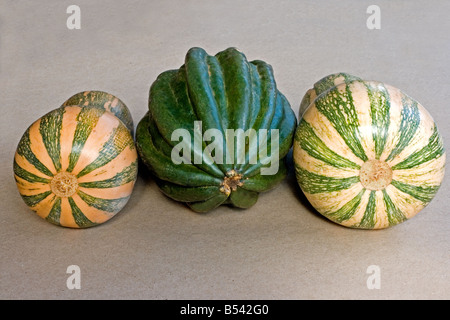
13 93 138 228
136 47 297 212
293 73 445 229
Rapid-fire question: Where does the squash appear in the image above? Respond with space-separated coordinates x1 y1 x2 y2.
13 93 138 228
136 47 297 212
293 73 445 229
61 90 134 136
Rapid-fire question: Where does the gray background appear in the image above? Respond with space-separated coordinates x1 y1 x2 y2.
1 0 448 299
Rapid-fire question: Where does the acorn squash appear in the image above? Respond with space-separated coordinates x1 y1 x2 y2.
136 47 297 212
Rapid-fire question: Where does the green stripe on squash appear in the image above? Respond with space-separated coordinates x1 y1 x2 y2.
295 119 361 170
16 128 54 177
391 180 440 203
382 189 407 226
313 81 368 162
77 190 130 214
46 196 61 226
391 125 444 170
326 189 365 223
366 82 390 160
68 197 97 228
67 106 105 173
358 190 377 229
39 108 65 173
76 123 134 178
78 161 138 189
385 97 420 162
295 165 359 194
21 190 52 207
13 160 51 184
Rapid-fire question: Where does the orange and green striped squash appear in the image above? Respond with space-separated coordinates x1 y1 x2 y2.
13 99 138 228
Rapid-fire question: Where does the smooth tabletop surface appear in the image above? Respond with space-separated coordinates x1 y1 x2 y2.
1 0 449 299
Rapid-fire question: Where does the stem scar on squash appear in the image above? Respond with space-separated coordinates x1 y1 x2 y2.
219 169 243 196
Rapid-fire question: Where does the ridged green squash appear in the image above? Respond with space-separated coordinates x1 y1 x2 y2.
294 73 445 229
136 47 297 212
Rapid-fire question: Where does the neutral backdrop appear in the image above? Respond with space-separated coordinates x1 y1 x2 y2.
1 0 449 300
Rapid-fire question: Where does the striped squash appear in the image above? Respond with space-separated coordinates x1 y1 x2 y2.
13 97 138 228
294 73 445 229
62 90 135 137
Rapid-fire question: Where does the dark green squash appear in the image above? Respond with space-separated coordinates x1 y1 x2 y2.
136 47 296 212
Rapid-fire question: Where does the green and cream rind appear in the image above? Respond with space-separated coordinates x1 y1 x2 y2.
294 73 445 229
